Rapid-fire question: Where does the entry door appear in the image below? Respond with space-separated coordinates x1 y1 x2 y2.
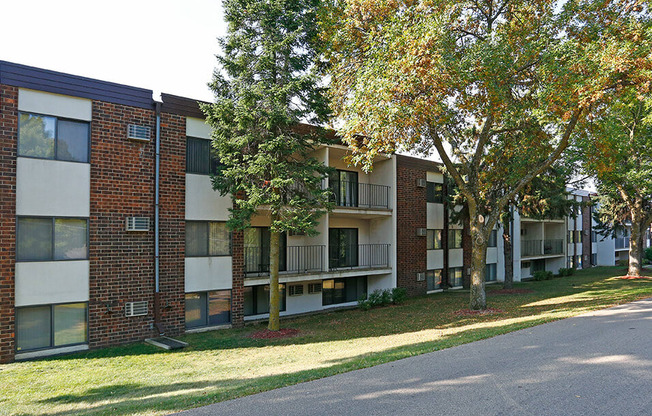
329 228 358 269
244 228 286 273
331 170 358 207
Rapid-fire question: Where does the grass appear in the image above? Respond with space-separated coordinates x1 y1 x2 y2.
1 266 651 416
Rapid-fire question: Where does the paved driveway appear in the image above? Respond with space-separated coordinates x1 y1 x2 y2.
176 298 652 416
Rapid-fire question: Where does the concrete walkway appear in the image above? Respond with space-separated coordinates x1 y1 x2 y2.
176 298 652 416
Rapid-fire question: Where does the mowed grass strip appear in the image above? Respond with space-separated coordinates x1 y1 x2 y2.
1 266 651 416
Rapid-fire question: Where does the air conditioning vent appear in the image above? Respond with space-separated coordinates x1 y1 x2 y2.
125 301 148 317
308 283 322 294
416 227 427 237
416 272 426 282
416 178 427 188
127 124 151 142
126 217 150 232
289 284 304 296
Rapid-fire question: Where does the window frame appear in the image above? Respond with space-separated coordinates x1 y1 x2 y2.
426 229 443 250
244 284 287 316
488 230 498 248
426 269 443 291
185 220 232 258
184 290 232 329
186 136 220 175
322 276 367 306
15 302 89 353
18 111 91 164
449 267 464 287
485 263 497 282
426 181 444 203
448 229 463 249
16 216 89 262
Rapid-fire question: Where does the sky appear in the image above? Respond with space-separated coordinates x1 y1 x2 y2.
2 0 226 102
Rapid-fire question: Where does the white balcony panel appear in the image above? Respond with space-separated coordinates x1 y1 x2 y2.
427 249 444 270
426 171 444 183
15 261 89 307
186 117 212 139
18 89 92 121
486 247 497 263
185 257 233 292
185 174 232 221
449 248 463 268
427 203 444 229
17 158 90 217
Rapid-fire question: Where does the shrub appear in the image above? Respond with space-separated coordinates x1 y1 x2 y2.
359 288 406 310
617 259 628 267
357 294 371 311
533 270 553 281
391 287 408 304
557 267 575 277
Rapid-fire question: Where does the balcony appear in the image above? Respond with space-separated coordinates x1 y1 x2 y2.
615 237 629 250
522 239 564 258
329 181 391 210
329 243 391 271
245 245 325 277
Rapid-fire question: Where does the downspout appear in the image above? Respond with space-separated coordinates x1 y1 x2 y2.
154 101 163 335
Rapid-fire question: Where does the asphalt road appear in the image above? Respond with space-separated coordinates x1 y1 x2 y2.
176 298 652 416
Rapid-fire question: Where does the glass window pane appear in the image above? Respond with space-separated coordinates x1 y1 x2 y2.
17 218 53 261
57 120 89 162
427 270 442 291
53 303 87 346
257 286 270 314
186 222 208 256
185 293 207 328
208 222 230 256
18 113 55 159
54 219 88 260
186 137 211 174
208 291 231 326
433 230 442 249
426 230 434 250
243 287 254 316
16 306 51 351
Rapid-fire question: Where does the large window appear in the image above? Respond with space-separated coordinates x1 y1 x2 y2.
427 269 442 291
18 113 90 163
488 230 497 248
17 217 88 261
330 170 359 207
244 284 286 316
322 276 367 306
186 137 220 175
426 229 442 250
448 229 463 249
16 303 87 352
244 227 287 274
185 221 230 257
426 181 444 203
486 263 497 282
185 290 231 329
329 228 358 269
449 267 463 287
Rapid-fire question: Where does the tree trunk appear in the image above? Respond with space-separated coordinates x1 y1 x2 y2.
628 216 643 277
470 219 489 310
268 229 281 331
503 227 513 289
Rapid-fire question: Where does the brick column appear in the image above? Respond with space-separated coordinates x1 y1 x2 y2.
0 85 17 363
231 228 245 327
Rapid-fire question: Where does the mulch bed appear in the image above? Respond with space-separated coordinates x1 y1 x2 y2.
490 289 535 295
617 275 652 280
453 308 504 316
249 328 300 339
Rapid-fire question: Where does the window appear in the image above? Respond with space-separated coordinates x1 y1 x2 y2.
488 230 497 248
427 269 442 291
186 137 220 175
426 181 444 203
308 283 322 294
244 284 286 316
244 227 287 274
185 290 231 329
16 303 87 352
591 253 597 266
449 267 463 287
329 228 358 269
568 230 574 244
486 263 497 282
576 255 582 269
568 256 575 268
289 284 304 296
426 229 442 250
18 113 89 162
448 229 463 249
185 221 230 257
591 231 598 243
322 276 367 305
17 217 88 261
330 170 359 207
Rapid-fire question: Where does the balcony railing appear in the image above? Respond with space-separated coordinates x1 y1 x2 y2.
522 239 564 257
329 181 391 209
615 237 629 250
544 239 564 255
245 245 325 276
329 243 391 270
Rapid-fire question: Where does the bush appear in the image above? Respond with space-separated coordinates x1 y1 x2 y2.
391 287 408 305
357 294 371 311
557 267 575 277
617 259 628 267
533 270 553 281
358 288 406 310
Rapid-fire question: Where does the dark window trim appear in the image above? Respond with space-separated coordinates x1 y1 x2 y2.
15 301 89 353
184 220 232 258
186 136 220 175
16 216 89 262
244 284 287 316
426 229 443 251
185 290 232 329
18 111 91 164
426 181 444 204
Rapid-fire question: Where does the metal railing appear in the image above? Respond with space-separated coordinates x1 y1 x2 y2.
245 245 325 276
329 181 391 209
521 240 543 257
615 237 629 250
329 243 391 270
543 239 564 255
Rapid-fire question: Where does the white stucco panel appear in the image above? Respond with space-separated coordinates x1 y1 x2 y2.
426 171 444 183
15 261 89 306
427 249 444 270
185 257 233 292
186 117 213 139
17 158 90 217
427 203 445 229
18 89 92 121
185 174 232 221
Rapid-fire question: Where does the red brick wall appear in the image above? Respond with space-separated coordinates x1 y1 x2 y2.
396 160 427 296
0 85 17 363
88 102 157 348
231 228 244 327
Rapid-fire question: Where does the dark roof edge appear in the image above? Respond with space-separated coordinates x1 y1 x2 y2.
396 154 443 172
160 93 210 118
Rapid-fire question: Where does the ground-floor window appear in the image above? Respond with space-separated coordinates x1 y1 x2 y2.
427 269 442 291
16 302 88 352
244 284 286 316
449 267 463 287
185 290 231 329
531 259 546 273
591 253 597 266
485 263 497 282
322 276 367 305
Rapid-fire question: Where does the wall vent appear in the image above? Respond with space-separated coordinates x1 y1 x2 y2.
416 178 427 188
289 284 304 296
416 227 427 237
127 124 151 142
125 301 148 317
126 217 150 232
416 272 426 282
308 283 322 294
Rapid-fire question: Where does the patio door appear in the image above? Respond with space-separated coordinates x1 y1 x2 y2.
330 170 358 207
329 228 358 269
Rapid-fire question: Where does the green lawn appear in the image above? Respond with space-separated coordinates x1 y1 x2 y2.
1 266 651 416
